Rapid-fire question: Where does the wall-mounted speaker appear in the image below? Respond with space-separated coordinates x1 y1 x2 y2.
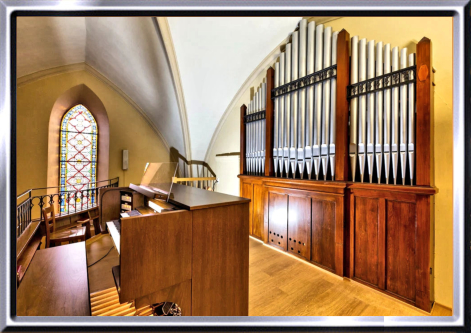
123 150 128 170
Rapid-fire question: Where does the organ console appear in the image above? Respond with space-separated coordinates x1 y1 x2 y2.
239 19 436 312
100 163 250 316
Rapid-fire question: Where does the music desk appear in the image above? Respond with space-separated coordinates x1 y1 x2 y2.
17 242 90 316
102 184 250 316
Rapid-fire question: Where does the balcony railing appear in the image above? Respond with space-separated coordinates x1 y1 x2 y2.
170 147 218 191
16 178 119 239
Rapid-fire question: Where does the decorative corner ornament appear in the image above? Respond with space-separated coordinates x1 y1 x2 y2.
418 64 429 82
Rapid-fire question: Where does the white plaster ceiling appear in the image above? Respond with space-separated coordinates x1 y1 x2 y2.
84 17 185 156
167 17 302 160
17 16 186 157
17 17 86 77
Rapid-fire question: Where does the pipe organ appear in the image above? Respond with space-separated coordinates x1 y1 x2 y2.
348 40 417 185
239 19 436 312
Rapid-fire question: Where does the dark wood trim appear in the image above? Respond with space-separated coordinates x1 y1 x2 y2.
415 194 432 312
335 29 351 181
347 182 437 195
240 104 247 175
416 37 433 186
265 67 275 177
216 152 240 157
377 198 386 290
238 174 347 194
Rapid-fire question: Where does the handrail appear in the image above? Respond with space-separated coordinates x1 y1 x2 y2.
16 177 119 239
16 177 120 199
173 177 216 182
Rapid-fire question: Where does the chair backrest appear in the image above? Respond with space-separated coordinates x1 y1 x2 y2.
42 206 56 247
88 207 99 220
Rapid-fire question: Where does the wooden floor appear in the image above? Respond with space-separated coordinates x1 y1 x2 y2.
85 234 452 316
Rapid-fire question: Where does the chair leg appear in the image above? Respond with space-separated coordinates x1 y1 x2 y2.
85 223 92 240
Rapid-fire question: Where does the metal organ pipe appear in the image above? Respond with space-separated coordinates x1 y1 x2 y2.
399 48 408 185
357 38 367 183
391 46 399 185
297 19 307 179
273 62 280 176
258 86 262 174
321 27 332 180
284 42 292 177
279 52 285 177
366 40 375 183
246 101 253 174
290 31 299 178
313 24 324 180
305 21 315 180
349 36 359 182
383 43 391 184
408 53 416 185
262 81 267 174
375 41 384 184
329 31 338 180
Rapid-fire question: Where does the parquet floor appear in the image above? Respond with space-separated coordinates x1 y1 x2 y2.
86 234 452 316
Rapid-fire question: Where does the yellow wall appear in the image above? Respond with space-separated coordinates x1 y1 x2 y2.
16 68 170 195
206 16 453 308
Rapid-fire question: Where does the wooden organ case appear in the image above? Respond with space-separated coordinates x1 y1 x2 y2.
239 19 436 312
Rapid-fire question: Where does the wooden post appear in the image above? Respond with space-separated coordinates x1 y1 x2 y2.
416 37 434 186
415 36 433 312
240 104 247 175
334 29 351 181
264 67 275 177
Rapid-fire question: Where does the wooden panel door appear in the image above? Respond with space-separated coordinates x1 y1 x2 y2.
288 195 311 260
240 181 253 236
352 196 382 288
192 203 249 316
386 200 417 302
311 199 337 272
349 186 433 312
268 191 288 251
252 183 265 240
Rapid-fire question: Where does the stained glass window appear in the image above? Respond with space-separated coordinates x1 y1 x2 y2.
59 104 98 213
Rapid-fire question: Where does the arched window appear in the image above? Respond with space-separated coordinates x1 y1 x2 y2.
59 104 98 213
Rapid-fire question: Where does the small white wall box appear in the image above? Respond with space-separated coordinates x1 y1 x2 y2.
123 150 129 170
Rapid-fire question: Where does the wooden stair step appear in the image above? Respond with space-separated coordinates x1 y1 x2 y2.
112 306 136 316
98 303 133 316
91 294 119 307
90 290 118 302
92 302 125 316
90 288 153 316
91 299 123 313
90 287 116 297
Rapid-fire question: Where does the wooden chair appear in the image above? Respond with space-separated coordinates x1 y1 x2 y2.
75 207 100 238
88 207 100 235
42 206 87 248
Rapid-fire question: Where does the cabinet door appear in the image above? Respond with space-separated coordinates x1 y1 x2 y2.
386 200 417 302
268 192 288 251
240 181 253 236
252 184 265 240
288 195 311 260
350 189 432 312
353 196 382 288
311 199 337 272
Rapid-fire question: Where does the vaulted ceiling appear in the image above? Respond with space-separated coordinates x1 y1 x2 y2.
17 16 305 160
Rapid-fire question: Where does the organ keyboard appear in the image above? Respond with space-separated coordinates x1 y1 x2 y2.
106 220 121 254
